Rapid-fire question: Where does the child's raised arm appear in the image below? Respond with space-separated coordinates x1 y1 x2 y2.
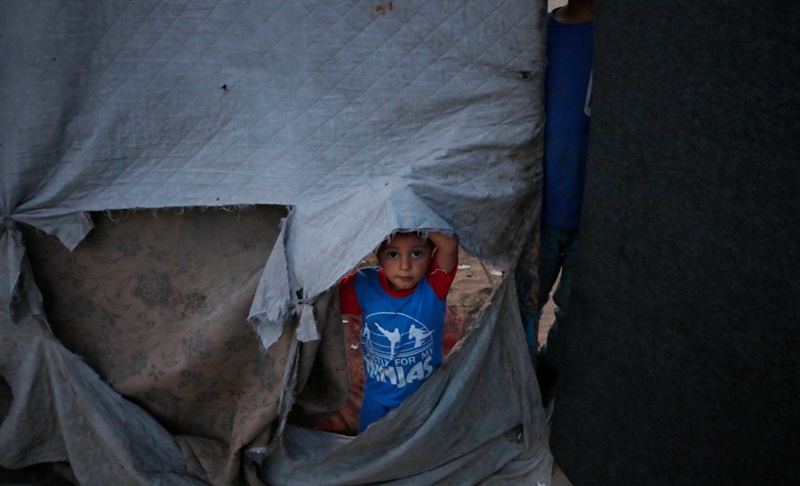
427 231 458 275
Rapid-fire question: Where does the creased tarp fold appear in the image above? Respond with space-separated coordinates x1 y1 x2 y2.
0 317 203 485
0 225 25 313
249 211 294 350
260 279 552 485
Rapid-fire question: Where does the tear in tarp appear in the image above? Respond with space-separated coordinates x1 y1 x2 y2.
1 0 547 483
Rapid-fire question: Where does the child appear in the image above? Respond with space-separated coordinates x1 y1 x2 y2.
338 230 458 432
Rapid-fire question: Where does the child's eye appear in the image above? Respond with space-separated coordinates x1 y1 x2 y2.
387 251 399 259
411 250 423 258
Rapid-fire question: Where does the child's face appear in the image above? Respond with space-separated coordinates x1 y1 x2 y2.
377 233 433 291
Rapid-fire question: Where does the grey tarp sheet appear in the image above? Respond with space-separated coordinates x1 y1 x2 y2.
259 279 550 485
1 0 548 484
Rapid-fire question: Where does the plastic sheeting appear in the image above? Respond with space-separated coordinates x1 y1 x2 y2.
259 279 550 485
1 0 548 483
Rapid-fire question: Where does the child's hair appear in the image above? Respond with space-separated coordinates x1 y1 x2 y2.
377 231 433 253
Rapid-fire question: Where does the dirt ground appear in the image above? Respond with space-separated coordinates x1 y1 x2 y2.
448 251 555 347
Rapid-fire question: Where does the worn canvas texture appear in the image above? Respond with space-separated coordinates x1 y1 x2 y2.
1 1 549 484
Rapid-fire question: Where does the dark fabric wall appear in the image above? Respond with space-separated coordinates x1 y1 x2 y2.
550 1 800 484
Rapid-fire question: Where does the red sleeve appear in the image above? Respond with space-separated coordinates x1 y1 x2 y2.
427 257 457 300
338 271 361 315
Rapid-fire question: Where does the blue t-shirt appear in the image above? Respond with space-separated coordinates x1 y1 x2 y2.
542 11 594 229
353 267 446 408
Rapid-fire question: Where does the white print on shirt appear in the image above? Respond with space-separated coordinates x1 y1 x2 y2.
373 322 401 357
363 312 436 389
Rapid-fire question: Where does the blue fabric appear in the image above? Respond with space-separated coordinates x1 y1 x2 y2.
542 12 594 230
514 251 540 353
353 267 446 413
359 393 394 432
537 223 580 314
